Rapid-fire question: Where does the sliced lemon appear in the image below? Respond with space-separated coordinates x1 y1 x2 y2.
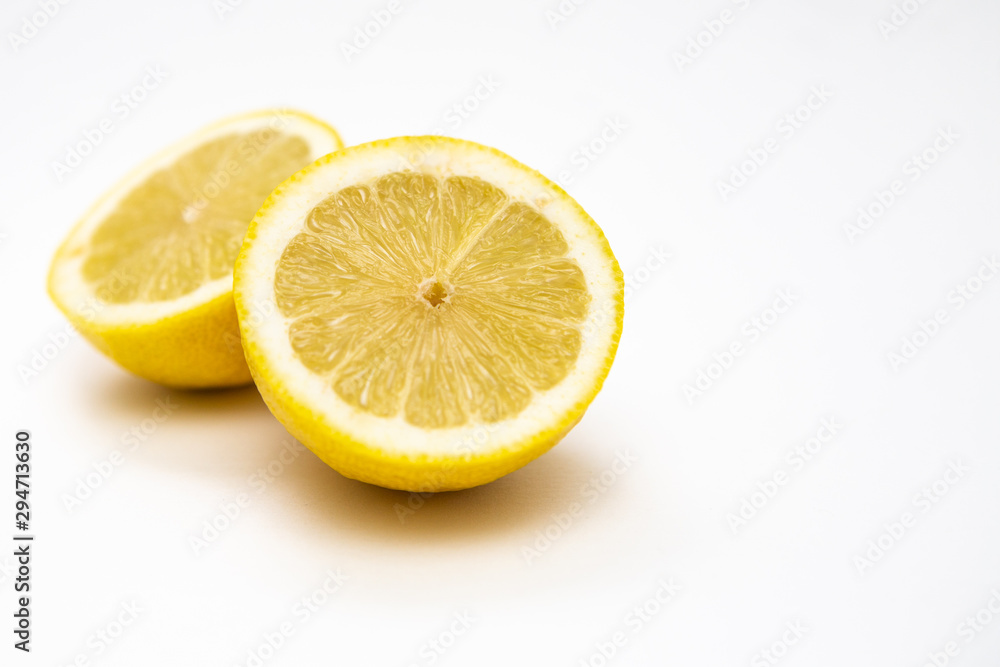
235 137 624 491
48 109 343 387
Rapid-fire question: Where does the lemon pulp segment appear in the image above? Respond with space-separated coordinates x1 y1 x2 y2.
83 130 311 304
273 172 592 429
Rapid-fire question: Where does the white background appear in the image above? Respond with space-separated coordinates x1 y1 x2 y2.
2 0 1000 665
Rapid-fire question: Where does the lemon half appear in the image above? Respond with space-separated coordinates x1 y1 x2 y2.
236 136 624 491
48 109 343 387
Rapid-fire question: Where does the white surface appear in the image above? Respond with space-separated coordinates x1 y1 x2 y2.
2 0 999 665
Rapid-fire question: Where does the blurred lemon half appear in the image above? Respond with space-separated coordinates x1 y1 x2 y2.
48 109 343 387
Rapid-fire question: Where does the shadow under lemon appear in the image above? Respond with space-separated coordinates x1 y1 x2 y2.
84 368 608 545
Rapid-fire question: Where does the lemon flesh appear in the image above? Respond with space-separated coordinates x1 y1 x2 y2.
48 110 343 387
275 173 591 429
84 130 311 304
236 136 624 491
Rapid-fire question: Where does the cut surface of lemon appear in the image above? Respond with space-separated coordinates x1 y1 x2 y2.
48 109 343 387
236 137 624 491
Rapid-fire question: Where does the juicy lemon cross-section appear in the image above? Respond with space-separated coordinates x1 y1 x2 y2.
274 172 592 429
236 136 624 491
47 110 343 387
